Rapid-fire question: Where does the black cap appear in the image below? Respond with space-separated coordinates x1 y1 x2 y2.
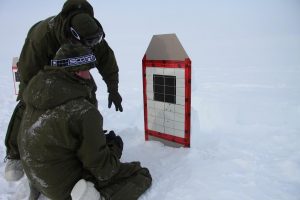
51 43 96 71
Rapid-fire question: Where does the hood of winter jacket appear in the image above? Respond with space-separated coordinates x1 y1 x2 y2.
23 69 93 110
52 0 95 44
61 0 94 18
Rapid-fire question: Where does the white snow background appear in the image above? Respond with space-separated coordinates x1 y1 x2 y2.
0 0 300 199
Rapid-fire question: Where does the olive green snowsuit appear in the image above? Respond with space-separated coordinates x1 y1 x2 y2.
6 0 119 159
18 69 151 200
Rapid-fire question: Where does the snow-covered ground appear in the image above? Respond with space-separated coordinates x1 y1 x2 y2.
1 65 300 199
1 0 300 199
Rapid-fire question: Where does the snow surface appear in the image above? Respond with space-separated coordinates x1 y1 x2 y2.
1 0 300 199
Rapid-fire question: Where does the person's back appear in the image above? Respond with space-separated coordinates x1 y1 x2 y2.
18 43 151 200
19 71 101 199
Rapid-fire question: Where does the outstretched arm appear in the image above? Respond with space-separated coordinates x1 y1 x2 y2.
93 40 123 112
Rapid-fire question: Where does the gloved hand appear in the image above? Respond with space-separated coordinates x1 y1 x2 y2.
105 131 123 159
114 135 123 151
108 91 123 112
105 131 123 150
105 130 116 142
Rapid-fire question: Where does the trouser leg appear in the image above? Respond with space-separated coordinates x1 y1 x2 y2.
5 101 25 159
97 162 152 200
28 181 41 200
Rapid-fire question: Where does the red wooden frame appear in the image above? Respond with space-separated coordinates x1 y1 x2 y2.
142 55 191 147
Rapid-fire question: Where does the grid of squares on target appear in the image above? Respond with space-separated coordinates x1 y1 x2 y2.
146 67 185 138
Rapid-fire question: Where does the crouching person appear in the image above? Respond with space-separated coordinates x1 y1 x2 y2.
18 43 152 200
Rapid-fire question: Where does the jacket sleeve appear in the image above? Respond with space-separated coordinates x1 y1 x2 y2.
93 40 119 93
77 108 120 181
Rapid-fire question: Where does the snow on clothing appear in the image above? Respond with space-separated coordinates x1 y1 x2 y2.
18 70 152 200
5 0 119 159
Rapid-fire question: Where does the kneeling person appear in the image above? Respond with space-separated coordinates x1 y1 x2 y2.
18 43 151 200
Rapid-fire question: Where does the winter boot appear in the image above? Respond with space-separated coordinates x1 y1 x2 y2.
4 159 24 181
71 179 102 200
